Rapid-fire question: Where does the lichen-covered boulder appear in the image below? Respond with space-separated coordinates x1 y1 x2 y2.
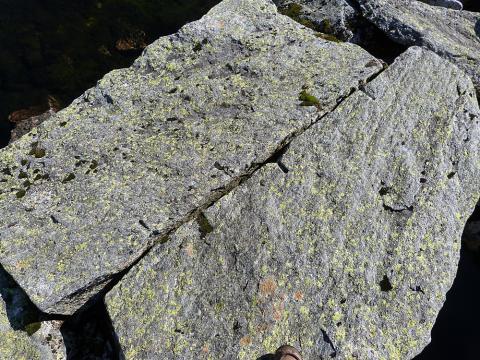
358 0 480 90
0 0 382 315
106 47 480 359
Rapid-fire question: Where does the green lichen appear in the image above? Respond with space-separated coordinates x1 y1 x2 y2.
299 90 321 108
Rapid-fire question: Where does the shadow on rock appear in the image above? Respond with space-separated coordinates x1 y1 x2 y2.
0 263 47 330
475 20 480 39
61 295 124 360
415 202 480 360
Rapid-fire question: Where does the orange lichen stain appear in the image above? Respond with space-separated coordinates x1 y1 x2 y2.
294 291 304 301
240 336 252 346
201 345 209 353
259 277 277 297
185 243 194 257
273 301 285 321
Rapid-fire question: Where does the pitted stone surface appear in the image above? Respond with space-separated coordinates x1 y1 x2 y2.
106 47 480 359
358 0 480 90
0 0 382 314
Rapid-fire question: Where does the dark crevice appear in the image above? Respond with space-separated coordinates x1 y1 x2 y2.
382 203 414 213
354 22 409 64
348 0 409 64
61 295 122 359
414 199 480 360
321 329 337 358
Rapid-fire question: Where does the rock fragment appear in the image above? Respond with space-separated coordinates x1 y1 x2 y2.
358 0 480 90
106 47 480 359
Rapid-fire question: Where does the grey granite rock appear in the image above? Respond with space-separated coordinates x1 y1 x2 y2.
106 47 480 359
0 0 382 315
273 0 361 41
358 0 480 90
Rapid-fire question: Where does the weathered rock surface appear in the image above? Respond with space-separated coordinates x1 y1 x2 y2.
273 0 361 41
358 0 480 90
106 47 480 359
0 0 382 315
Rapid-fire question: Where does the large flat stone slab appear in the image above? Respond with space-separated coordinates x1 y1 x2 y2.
358 0 480 90
0 0 382 314
106 47 480 359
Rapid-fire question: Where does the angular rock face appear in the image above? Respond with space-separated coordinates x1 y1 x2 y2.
273 0 361 41
358 0 480 90
0 0 382 315
106 47 480 359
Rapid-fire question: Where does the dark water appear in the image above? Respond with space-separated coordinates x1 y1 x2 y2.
0 0 221 147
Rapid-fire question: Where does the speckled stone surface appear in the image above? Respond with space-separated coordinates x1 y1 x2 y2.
0 0 382 315
106 47 480 359
358 0 480 90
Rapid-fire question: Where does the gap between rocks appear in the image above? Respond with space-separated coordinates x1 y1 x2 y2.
0 64 387 358
414 200 480 360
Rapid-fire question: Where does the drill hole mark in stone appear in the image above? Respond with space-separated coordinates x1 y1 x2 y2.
197 211 214 240
410 285 425 295
266 143 290 174
139 219 150 230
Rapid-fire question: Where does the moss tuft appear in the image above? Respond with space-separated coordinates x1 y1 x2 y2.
299 90 321 108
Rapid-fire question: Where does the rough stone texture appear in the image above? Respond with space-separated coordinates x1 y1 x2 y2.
358 0 480 90
0 0 382 315
106 47 480 359
273 0 361 41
